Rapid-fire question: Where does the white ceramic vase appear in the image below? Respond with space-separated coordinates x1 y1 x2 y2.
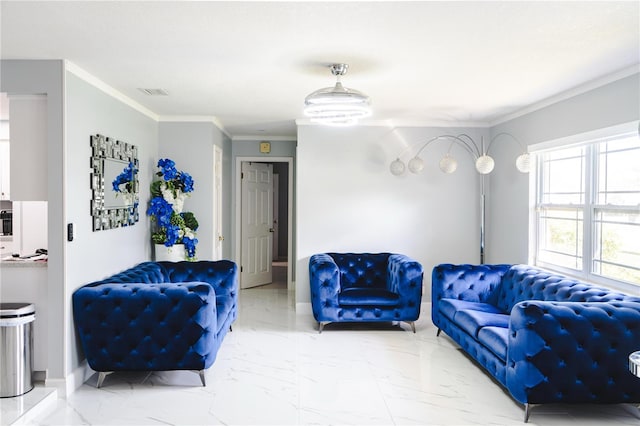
154 243 186 262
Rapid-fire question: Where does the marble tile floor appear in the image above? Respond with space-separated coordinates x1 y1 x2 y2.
11 287 640 425
1 386 57 425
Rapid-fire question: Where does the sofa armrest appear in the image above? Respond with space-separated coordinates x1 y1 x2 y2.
387 254 423 307
309 254 341 321
73 281 217 372
507 300 640 404
159 260 238 299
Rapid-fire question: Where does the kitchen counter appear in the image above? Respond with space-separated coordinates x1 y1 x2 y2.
1 253 47 267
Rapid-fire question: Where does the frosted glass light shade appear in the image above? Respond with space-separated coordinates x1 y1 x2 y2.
390 158 406 176
408 157 425 174
475 155 495 174
516 153 531 173
304 81 371 126
439 154 458 174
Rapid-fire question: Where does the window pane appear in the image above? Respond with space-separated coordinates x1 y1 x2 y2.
593 209 640 284
541 147 585 204
538 208 583 270
597 136 640 205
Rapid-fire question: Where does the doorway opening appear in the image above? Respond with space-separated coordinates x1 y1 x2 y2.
235 157 293 291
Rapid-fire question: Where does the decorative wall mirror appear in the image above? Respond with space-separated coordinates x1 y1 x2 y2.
90 134 139 231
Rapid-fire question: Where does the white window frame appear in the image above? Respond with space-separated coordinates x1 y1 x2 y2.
529 121 640 293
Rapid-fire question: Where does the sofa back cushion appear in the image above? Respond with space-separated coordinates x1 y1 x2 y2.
496 264 640 312
329 253 390 289
87 261 168 286
84 261 238 299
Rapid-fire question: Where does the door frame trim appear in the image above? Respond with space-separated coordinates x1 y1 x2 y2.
213 145 223 260
234 156 293 290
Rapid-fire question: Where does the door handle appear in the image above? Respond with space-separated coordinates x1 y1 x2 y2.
269 228 274 233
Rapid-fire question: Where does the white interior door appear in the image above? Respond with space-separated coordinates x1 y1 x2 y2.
213 145 223 260
241 162 273 288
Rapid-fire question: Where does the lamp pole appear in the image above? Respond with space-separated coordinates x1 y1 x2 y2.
480 174 486 264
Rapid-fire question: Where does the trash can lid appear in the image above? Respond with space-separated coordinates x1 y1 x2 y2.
0 303 35 318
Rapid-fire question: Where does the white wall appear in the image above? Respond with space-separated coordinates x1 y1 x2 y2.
158 121 232 260
295 124 490 307
1 59 65 381
487 72 640 264
65 70 158 379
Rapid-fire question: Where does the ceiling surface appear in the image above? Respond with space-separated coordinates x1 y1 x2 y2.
1 1 639 139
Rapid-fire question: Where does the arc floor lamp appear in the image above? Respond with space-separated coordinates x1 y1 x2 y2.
390 132 530 264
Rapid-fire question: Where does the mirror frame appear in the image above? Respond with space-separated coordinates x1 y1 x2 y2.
90 134 139 231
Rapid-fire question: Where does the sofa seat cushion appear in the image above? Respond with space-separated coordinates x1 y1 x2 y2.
338 288 400 307
453 309 510 338
439 298 504 321
477 326 509 362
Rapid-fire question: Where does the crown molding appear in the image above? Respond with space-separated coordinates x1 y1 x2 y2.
157 115 230 139
232 135 297 142
295 118 490 129
491 65 640 127
386 118 491 129
64 61 159 121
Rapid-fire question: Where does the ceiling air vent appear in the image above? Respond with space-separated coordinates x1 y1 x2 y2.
138 88 169 96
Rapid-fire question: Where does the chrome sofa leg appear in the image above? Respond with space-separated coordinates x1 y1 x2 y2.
405 321 416 333
318 321 328 333
198 370 206 386
436 328 442 337
524 403 531 423
96 371 112 388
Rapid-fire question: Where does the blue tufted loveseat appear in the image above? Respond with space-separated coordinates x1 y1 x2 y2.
309 253 423 333
432 263 640 422
73 260 238 387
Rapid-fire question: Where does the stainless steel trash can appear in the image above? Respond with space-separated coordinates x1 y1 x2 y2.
0 303 35 397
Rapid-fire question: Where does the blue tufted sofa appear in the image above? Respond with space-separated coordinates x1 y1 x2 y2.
432 263 640 422
309 253 423 333
73 260 238 387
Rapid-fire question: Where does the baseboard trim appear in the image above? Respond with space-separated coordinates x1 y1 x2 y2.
46 360 94 398
32 370 47 383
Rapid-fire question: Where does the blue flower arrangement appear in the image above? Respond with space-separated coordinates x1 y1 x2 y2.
146 159 199 260
112 161 138 194
111 161 139 208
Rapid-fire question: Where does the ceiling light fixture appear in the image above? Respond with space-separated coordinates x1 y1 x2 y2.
303 63 371 126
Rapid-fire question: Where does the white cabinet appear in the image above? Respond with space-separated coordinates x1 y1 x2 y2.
9 95 47 201
12 201 47 254
0 141 9 200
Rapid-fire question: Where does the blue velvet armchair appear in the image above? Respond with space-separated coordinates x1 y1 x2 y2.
309 253 423 333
